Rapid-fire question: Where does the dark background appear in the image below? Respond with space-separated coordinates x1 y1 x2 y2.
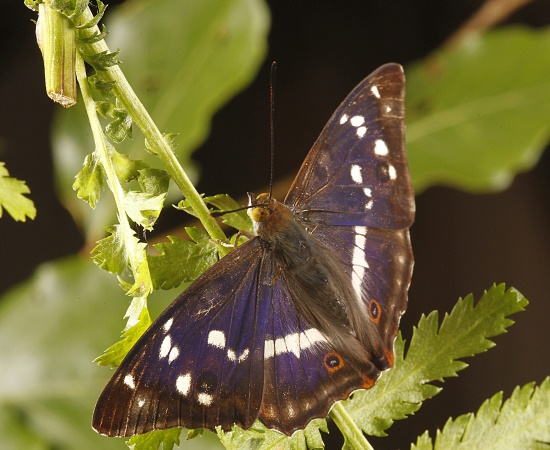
1 1 549 449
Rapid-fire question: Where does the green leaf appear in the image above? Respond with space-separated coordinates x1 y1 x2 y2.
218 419 327 450
138 168 171 197
52 0 269 234
123 191 166 231
78 24 109 45
105 107 133 143
345 284 528 437
148 228 218 290
411 378 550 449
205 194 253 234
0 162 36 221
111 149 148 183
407 27 550 193
82 49 121 71
73 152 105 208
127 428 182 450
74 0 107 29
91 224 146 274
94 301 152 367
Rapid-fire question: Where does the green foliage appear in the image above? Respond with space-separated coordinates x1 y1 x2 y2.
148 228 218 290
95 303 152 367
407 27 550 193
218 420 328 450
412 378 550 450
73 151 105 208
127 428 183 450
345 284 528 437
0 161 36 221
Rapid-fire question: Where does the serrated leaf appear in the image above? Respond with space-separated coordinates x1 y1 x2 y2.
407 27 550 193
105 107 133 143
73 152 105 208
89 72 115 96
138 168 171 197
75 0 107 29
411 378 550 449
78 23 109 44
218 419 327 450
147 228 218 290
205 194 253 234
123 191 166 230
111 148 148 183
82 49 120 71
0 162 36 221
127 428 182 450
91 224 146 274
94 303 151 367
345 284 528 437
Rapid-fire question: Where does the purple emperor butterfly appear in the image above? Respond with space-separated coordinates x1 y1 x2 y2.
93 63 414 437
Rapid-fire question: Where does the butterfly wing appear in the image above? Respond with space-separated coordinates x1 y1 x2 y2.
284 63 414 370
285 63 414 230
259 273 381 434
93 238 270 437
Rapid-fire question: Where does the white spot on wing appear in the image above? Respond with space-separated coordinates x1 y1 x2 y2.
124 374 135 389
208 330 226 349
356 126 367 138
352 226 369 306
363 188 373 210
238 348 250 363
137 398 145 407
227 349 236 361
264 329 327 359
374 139 389 156
340 114 349 124
197 393 213 406
159 335 171 358
388 164 397 180
163 318 173 332
168 346 179 363
371 85 381 98
176 373 191 396
350 115 365 127
350 164 363 184
264 339 275 359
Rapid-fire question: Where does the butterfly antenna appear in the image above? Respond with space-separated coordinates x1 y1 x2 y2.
268 61 277 200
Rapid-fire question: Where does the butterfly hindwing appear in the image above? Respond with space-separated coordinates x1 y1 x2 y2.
260 274 381 434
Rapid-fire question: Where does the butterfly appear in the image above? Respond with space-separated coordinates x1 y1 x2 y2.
93 63 415 437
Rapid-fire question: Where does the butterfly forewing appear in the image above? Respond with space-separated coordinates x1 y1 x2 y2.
285 63 414 230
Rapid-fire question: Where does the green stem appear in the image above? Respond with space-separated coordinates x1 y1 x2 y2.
74 7 229 255
330 402 374 450
75 50 151 299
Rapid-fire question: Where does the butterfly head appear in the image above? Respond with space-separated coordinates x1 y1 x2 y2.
247 192 272 224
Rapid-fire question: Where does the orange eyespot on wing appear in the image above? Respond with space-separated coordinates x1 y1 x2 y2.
323 352 345 373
